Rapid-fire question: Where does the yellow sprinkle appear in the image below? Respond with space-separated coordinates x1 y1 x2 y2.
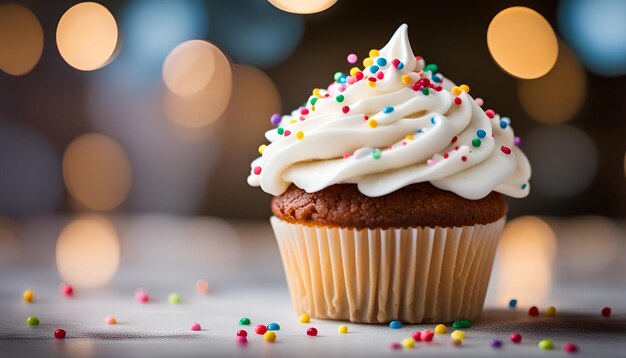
401 75 412 84
546 306 557 317
362 57 373 67
337 324 348 334
290 119 297 124
312 88 322 98
296 131 304 140
350 67 361 77
451 86 462 96
452 339 463 347
435 324 447 334
405 135 413 141
258 144 267 155
369 49 380 58
451 330 465 340
368 81 376 88
368 119 378 128
23 290 34 303
263 331 276 342
311 106 315 111
299 314 310 324
460 84 470 93
401 338 415 349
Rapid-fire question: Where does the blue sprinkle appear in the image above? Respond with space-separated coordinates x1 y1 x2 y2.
431 117 436 124
383 106 394 114
370 65 379 74
501 116 511 124
476 129 486 138
389 320 402 329
416 129 423 133
508 299 518 309
376 57 387 67
521 183 527 190
267 323 280 331
500 120 508 129
338 74 347 84
432 75 441 83
397 62 404 70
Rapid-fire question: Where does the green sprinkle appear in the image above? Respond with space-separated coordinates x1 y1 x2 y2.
310 97 318 106
472 138 481 147
334 72 343 81
336 94 345 103
452 320 464 329
538 340 554 350
372 148 381 160
239 317 251 325
168 293 182 304
424 64 439 73
277 127 284 135
460 319 471 328
422 87 430 95
27 316 39 326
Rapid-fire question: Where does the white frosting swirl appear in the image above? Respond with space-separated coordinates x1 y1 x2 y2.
248 24 531 200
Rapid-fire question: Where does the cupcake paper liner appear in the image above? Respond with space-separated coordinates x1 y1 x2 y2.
270 216 505 324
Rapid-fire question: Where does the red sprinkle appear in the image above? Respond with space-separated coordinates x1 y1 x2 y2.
510 333 522 343
435 85 443 91
364 115 369 120
563 343 578 353
422 330 434 342
253 166 262 175
485 109 495 118
454 97 462 105
461 156 467 162
299 116 306 121
443 153 449 159
451 136 458 143
412 331 422 342
415 56 423 61
376 71 384 80
368 77 377 82
342 153 350 159
255 325 267 335
60 283 73 297
501 146 511 154
342 106 350 114
54 329 66 339
284 130 291 137
454 146 459 150
307 327 318 336
391 58 401 68
602 307 612 317
236 330 247 337
355 72 364 81
300 108 309 115
529 306 539 316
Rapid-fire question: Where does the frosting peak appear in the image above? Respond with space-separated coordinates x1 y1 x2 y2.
248 25 531 200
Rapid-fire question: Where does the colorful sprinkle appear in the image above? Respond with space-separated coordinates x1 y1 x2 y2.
501 146 511 154
514 136 521 146
349 67 360 77
454 97 462 105
545 306 557 317
412 331 422 341
105 316 117 325
336 94 345 103
135 290 149 303
27 316 39 326
389 320 402 329
602 307 612 317
476 129 486 138
500 120 508 129
424 63 438 73
376 58 387 66
450 330 465 340
300 108 309 115
298 314 310 324
538 339 554 350
347 53 358 64
236 336 247 344
509 298 518 309
434 324 447 334
452 339 463 347
267 323 280 331
521 183 527 189
472 138 481 147
389 342 402 350
401 75 411 84
490 339 502 348
264 331 277 343
368 119 378 128
258 144 266 155
529 306 539 316
485 109 495 118
453 319 471 328
277 127 284 135
383 106 394 114
422 88 430 95
307 327 318 336
372 148 381 159
422 330 434 342
190 323 201 331
54 329 66 339
168 293 182 304
563 343 578 353
23 290 34 303
368 81 376 88
430 116 436 124
511 333 522 343
296 131 304 140
338 325 348 334
239 317 251 326
363 57 373 67
284 130 291 137
432 75 441 83
255 325 267 335
60 283 73 297
475 97 484 106
253 166 262 175
451 86 462 96
270 113 281 126
369 49 379 57
401 338 415 349
369 65 379 74
461 156 467 161
376 71 384 79
451 136 458 143
236 329 247 337
460 84 470 93
333 72 343 81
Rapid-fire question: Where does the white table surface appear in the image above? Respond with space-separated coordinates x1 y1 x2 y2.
1 215 625 357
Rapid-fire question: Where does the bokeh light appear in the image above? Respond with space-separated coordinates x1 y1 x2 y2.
518 41 587 124
163 41 232 128
56 2 118 71
494 216 557 305
525 125 597 197
268 0 337 14
0 119 63 215
558 0 626 76
209 0 303 68
56 215 120 288
0 4 43 76
122 0 208 76
63 133 132 211
487 7 558 79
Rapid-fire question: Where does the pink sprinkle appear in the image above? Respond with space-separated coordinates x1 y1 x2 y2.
563 343 578 353
236 336 248 345
402 141 407 145
300 108 309 115
346 76 356 85
253 166 262 175
426 159 434 165
60 283 73 297
105 316 116 325
391 59 401 68
485 109 495 118
501 146 511 155
284 130 291 137
135 289 149 303
342 106 350 114
339 84 347 92
387 145 392 150
514 136 521 146
347 53 358 64
377 71 384 80
475 98 484 107
412 331 422 341
342 153 351 159
415 56 423 61
389 342 402 350
299 116 306 121
190 323 201 331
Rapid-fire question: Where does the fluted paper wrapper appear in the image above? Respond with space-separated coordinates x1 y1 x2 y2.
270 216 505 324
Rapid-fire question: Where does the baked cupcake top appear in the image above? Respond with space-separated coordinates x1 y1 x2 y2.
248 24 531 200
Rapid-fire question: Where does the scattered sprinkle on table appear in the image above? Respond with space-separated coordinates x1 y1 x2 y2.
54 329 66 339
434 324 447 334
490 339 502 348
168 293 182 304
602 307 612 317
135 289 149 303
267 322 280 331
60 283 73 297
264 331 276 343
563 342 578 353
190 323 201 331
255 325 267 335
239 317 250 325
23 290 34 303
529 306 539 316
509 298 518 309
195 279 209 293
453 319 471 328
389 320 402 329
27 316 39 326
236 329 247 337
412 331 421 341
337 325 348 334
538 339 554 350
389 341 401 350
401 337 414 349
546 306 557 317
307 327 318 336
451 330 465 340
511 333 522 343
421 330 434 341
299 314 310 323
105 316 117 325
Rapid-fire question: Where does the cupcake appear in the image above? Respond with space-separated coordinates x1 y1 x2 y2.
248 24 530 323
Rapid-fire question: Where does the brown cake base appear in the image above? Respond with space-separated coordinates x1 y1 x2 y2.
271 183 507 229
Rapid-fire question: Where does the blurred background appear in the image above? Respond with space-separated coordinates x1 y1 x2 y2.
0 0 625 304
